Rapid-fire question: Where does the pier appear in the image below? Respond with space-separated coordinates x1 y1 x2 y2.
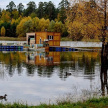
49 46 100 52
0 45 23 51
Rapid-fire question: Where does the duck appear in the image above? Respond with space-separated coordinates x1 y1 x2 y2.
0 94 7 100
66 72 71 76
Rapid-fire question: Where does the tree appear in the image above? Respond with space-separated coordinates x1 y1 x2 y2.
58 0 70 23
66 0 103 40
1 26 6 36
12 9 19 19
16 17 32 37
54 21 64 33
31 17 40 31
30 12 37 18
6 1 16 13
17 3 24 15
48 20 55 32
26 1 36 16
44 1 56 20
38 18 50 31
0 8 2 15
37 2 45 18
1 10 11 22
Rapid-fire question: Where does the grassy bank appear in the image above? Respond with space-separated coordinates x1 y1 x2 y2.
0 37 26 41
61 37 101 42
0 36 101 42
0 97 108 108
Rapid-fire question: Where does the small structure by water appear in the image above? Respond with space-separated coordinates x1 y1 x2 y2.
26 32 61 48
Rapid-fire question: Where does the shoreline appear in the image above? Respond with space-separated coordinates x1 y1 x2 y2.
0 97 108 108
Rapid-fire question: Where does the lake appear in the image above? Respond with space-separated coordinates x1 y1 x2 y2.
0 50 104 105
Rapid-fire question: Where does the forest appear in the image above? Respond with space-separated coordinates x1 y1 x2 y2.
0 0 107 41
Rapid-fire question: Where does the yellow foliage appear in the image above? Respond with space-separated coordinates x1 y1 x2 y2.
1 10 11 22
1 26 6 36
31 17 40 31
39 18 50 31
12 10 19 19
66 1 104 41
11 19 16 25
16 16 32 37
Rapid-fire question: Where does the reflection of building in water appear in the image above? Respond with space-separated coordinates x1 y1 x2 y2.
26 52 60 66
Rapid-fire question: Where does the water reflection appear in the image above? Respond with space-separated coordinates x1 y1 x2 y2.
0 51 101 105
0 51 101 79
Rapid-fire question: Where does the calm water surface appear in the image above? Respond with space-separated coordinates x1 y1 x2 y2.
0 51 103 105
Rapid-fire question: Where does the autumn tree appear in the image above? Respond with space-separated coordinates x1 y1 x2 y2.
12 9 19 19
1 26 6 36
31 17 40 31
16 17 33 37
1 10 11 22
66 0 103 40
38 18 50 31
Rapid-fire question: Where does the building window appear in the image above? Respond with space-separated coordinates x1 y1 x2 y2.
48 35 53 40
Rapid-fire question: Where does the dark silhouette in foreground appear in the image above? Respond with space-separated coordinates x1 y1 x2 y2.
100 43 108 96
0 94 7 101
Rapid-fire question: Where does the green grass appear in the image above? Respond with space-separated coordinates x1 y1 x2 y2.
0 97 108 108
61 37 72 41
0 37 26 41
61 37 101 42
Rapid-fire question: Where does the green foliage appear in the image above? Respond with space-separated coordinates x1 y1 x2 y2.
1 26 5 36
48 20 55 32
54 21 64 33
26 1 36 16
6 1 16 13
58 0 70 23
30 12 37 18
37 2 45 18
17 3 24 15
0 97 107 108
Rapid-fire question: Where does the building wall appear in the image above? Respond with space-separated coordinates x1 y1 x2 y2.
47 32 60 46
35 32 47 44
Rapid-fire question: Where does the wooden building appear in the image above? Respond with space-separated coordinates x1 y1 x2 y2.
26 32 61 47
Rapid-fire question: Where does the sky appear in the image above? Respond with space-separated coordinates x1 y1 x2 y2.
0 0 61 9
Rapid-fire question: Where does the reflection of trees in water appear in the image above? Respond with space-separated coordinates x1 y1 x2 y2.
37 66 54 77
23 63 36 76
0 51 101 80
58 51 100 80
0 52 26 77
5 56 15 77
